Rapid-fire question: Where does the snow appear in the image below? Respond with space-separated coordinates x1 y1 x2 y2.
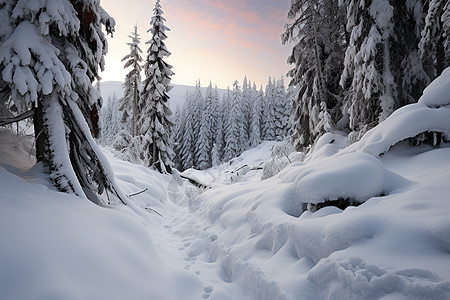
1 71 450 299
345 102 450 156
418 66 450 107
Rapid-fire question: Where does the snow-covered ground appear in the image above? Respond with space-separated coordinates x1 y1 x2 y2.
1 70 450 299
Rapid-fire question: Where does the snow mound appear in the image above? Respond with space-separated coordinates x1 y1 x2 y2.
346 103 450 156
0 167 168 300
345 70 450 156
291 152 411 206
418 66 450 108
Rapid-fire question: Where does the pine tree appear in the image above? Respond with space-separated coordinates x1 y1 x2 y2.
282 0 345 150
180 113 194 170
394 1 429 105
273 78 289 141
222 87 233 162
224 81 242 160
419 0 450 81
172 106 184 170
263 77 276 141
249 83 261 147
340 0 397 141
138 0 175 173
196 83 215 170
119 24 143 136
100 93 122 145
0 0 125 205
241 76 252 146
212 92 224 164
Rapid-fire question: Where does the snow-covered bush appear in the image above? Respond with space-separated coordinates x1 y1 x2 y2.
113 130 149 166
262 143 297 180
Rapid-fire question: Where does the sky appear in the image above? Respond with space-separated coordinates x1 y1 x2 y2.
100 0 292 89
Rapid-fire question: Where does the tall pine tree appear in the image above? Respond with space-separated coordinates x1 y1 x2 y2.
119 24 143 136
138 0 175 173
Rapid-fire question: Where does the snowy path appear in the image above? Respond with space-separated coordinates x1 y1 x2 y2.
147 205 253 300
105 142 302 300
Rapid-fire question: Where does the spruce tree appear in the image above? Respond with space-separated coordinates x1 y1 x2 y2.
419 0 450 81
0 0 124 205
191 81 204 167
196 83 215 170
172 106 183 170
222 87 233 162
119 24 143 136
273 78 289 141
224 81 242 160
249 83 262 147
263 77 276 141
139 0 175 173
282 0 345 150
241 76 252 145
212 93 224 165
101 93 122 145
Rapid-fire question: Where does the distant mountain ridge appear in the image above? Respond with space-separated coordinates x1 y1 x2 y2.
98 81 226 111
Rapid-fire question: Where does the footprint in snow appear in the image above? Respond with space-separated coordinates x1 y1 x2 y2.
202 286 213 299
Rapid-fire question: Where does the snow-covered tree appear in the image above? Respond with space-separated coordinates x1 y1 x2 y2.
212 93 224 165
138 0 175 173
180 112 194 170
0 0 124 205
172 106 183 170
340 0 396 139
100 93 122 145
262 77 276 141
196 82 215 170
249 83 262 147
282 0 345 150
119 24 143 136
191 81 204 167
419 0 450 81
273 78 289 140
241 76 252 145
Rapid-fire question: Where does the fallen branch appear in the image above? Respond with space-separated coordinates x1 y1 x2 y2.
0 108 35 127
126 188 148 198
179 174 209 189
232 164 249 173
144 207 163 217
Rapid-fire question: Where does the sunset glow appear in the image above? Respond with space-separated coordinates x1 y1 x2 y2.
100 0 291 88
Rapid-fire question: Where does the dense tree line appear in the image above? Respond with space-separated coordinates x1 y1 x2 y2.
173 77 293 171
283 0 450 150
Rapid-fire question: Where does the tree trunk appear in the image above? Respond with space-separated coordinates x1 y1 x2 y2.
33 99 47 164
133 78 138 137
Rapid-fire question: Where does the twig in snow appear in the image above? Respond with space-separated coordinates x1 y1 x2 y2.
144 207 163 217
126 188 148 198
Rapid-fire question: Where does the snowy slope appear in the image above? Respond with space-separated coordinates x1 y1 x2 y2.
176 70 450 299
1 69 450 299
